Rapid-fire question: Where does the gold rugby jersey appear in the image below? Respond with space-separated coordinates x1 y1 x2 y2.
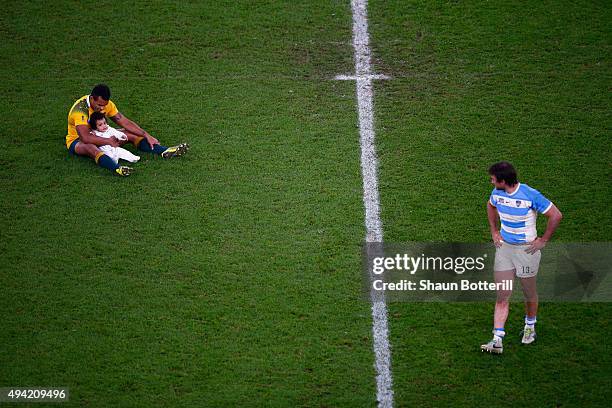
66 95 119 148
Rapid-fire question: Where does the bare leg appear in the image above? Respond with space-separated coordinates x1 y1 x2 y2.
493 269 515 329
74 142 101 160
520 276 538 318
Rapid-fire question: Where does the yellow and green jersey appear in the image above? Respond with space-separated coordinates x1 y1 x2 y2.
66 95 119 148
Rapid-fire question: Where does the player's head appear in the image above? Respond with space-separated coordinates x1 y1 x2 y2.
88 111 108 132
489 161 518 189
90 84 111 112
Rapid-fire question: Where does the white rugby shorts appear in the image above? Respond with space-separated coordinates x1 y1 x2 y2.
494 241 541 278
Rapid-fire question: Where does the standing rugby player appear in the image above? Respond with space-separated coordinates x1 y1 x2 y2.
481 162 562 354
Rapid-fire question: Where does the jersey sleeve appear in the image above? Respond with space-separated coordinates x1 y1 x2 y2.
489 190 497 207
529 188 553 213
105 100 119 117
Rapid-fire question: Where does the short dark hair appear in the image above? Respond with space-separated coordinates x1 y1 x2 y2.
91 84 111 100
488 161 518 186
88 111 106 130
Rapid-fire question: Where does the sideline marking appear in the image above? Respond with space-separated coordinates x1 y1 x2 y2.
338 1 393 406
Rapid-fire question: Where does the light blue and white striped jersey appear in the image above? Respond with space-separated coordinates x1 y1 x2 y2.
489 183 553 244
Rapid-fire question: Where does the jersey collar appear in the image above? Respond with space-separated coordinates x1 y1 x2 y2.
507 182 521 196
86 95 92 109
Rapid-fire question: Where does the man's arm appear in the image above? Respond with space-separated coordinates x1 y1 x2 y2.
487 201 503 248
110 112 158 148
76 125 119 147
526 204 563 254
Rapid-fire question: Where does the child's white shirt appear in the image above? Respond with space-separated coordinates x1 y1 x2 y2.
93 128 140 164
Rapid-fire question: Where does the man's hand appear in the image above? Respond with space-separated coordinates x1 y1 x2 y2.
525 237 547 254
111 112 158 148
143 132 159 149
491 230 504 248
108 136 121 147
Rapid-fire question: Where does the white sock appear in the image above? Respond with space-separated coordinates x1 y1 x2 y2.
525 316 537 329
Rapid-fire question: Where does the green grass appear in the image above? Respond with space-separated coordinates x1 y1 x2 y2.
0 1 376 407
0 0 610 407
370 0 611 242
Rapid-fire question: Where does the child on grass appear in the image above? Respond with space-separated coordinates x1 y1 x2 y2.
88 112 140 164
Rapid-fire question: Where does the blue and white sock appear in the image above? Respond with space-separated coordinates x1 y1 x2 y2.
493 327 505 341
525 316 537 329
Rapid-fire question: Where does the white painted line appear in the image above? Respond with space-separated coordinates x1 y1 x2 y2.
346 1 394 406
335 74 391 81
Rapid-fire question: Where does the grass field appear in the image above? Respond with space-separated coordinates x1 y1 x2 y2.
1 1 610 407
